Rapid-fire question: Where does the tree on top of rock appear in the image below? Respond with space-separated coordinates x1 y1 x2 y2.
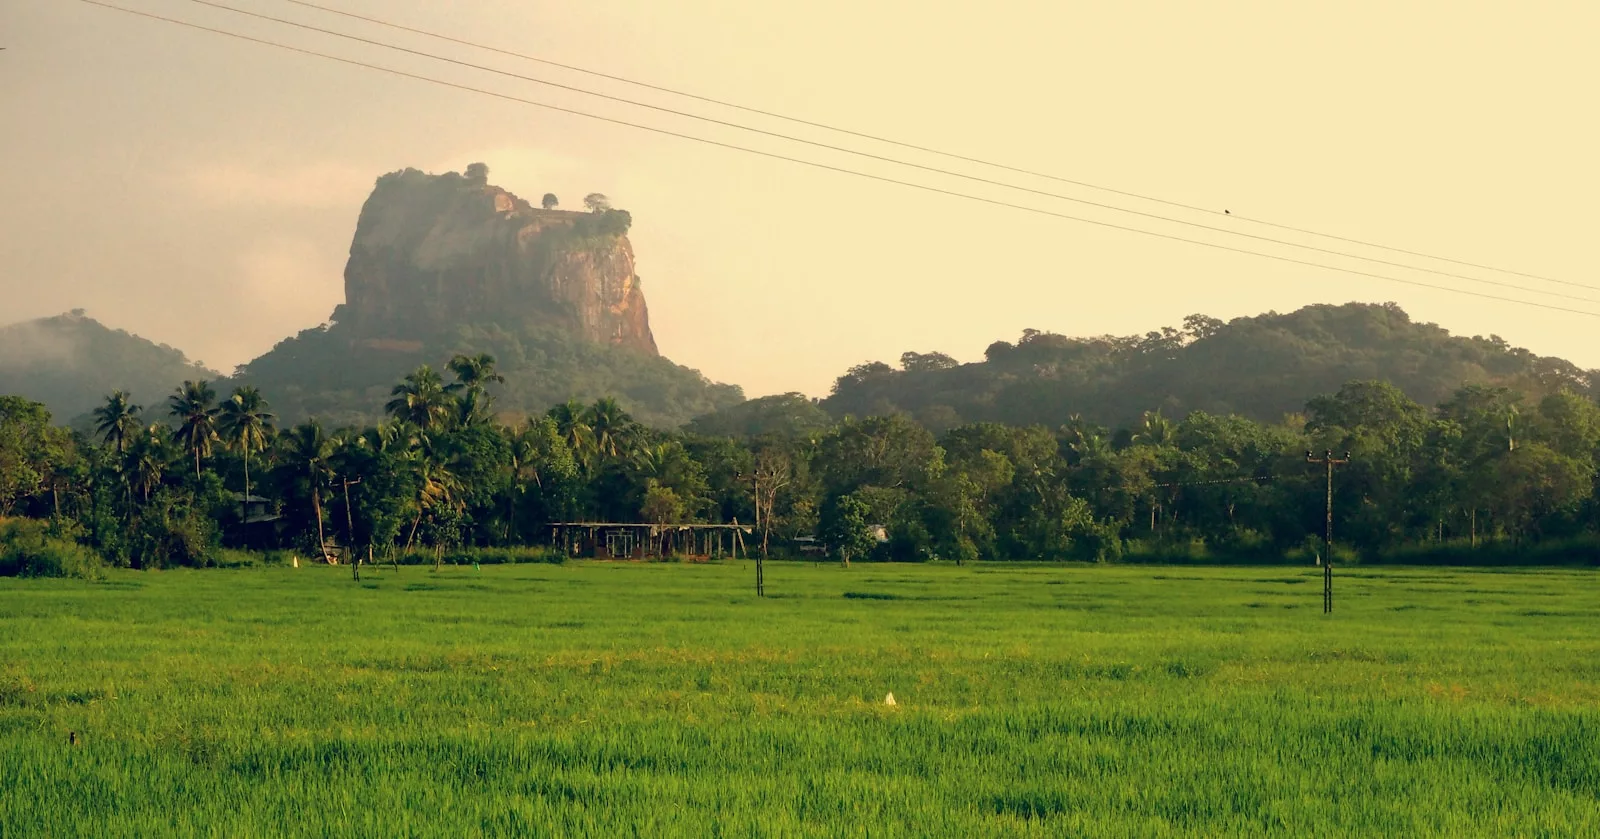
583 193 611 212
465 162 490 184
541 193 559 210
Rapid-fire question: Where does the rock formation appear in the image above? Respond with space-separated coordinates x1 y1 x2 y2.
230 166 742 428
335 168 657 355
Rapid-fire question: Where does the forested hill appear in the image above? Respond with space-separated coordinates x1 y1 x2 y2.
0 312 219 423
821 303 1596 430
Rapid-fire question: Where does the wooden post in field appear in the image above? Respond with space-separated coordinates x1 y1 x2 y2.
1306 451 1350 614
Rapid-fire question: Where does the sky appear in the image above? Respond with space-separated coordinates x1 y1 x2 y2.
3 0 1598 398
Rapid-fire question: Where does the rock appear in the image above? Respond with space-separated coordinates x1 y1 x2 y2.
339 168 657 355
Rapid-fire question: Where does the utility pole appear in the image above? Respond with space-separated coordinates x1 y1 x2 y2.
341 476 362 582
1306 451 1350 614
752 470 764 598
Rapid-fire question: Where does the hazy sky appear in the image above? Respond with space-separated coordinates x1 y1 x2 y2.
4 1 1598 397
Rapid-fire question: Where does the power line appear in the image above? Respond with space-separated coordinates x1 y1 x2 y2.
275 0 1595 293
76 0 1600 320
182 0 1600 305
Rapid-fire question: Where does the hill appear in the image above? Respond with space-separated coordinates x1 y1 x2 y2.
0 311 220 423
233 166 742 427
816 303 1596 430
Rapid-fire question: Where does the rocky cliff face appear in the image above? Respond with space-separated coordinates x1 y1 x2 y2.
337 168 657 355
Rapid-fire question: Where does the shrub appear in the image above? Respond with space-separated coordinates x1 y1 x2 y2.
213 549 265 569
389 546 566 566
0 518 105 580
1373 537 1600 567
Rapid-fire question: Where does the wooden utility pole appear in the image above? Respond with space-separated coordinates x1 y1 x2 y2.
341 476 362 581
1306 451 1350 614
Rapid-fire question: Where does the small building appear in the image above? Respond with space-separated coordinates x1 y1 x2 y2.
229 493 284 549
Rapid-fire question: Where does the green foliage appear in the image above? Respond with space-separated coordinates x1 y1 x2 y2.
390 545 565 566
685 392 832 439
826 303 1597 429
569 208 631 238
819 493 875 566
0 518 104 579
0 397 56 514
7 300 1600 571
237 321 741 430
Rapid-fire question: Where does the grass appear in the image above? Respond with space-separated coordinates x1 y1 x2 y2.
2 561 1598 837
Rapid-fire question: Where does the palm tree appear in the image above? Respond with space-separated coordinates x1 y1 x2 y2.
445 353 504 396
399 433 463 567
282 421 335 562
362 419 412 455
453 388 494 428
218 386 276 516
168 380 220 480
126 425 173 504
92 390 143 456
446 353 504 427
585 397 634 461
547 400 593 459
1131 410 1175 448
93 390 143 510
385 366 452 431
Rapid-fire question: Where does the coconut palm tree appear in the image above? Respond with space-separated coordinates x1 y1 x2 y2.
445 353 504 396
398 433 463 567
547 400 593 459
217 386 276 516
453 388 494 428
282 421 335 562
168 380 220 480
92 390 143 456
126 424 173 504
446 353 503 427
585 397 634 461
362 419 412 455
385 366 452 431
94 390 143 510
1131 409 1175 448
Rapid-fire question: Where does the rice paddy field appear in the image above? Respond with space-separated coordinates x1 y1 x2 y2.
2 560 1597 837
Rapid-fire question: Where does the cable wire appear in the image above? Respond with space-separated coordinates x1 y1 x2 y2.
183 0 1600 304
75 0 1600 320
274 0 1594 292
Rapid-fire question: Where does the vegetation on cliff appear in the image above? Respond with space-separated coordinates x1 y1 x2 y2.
235 320 741 429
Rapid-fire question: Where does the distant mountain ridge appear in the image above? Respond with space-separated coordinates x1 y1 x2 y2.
816 303 1597 431
0 311 219 422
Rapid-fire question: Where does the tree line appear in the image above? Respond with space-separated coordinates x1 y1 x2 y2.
2 354 1598 576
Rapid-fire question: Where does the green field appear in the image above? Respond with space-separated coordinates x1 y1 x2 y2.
2 561 1597 837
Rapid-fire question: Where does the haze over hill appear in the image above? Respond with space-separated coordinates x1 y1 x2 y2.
0 311 219 422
